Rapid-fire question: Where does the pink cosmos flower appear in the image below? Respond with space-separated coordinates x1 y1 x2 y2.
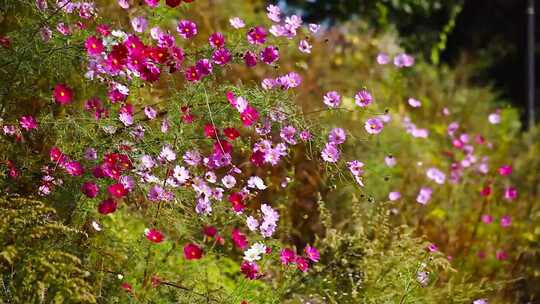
280 248 296 265
65 161 84 176
427 243 438 252
241 261 260 280
117 0 129 8
496 250 508 261
212 47 232 65
504 186 518 201
500 215 512 228
388 191 401 201
298 40 312 54
177 20 198 39
53 83 73 105
85 36 104 56
247 26 267 45
145 0 159 7
131 16 148 33
309 23 320 33
229 17 245 29
355 90 373 107
98 199 117 214
185 66 201 82
481 214 493 224
328 128 346 145
108 183 127 198
385 155 396 167
323 91 341 108
260 46 279 64
296 256 309 272
266 4 281 22
488 111 501 124
473 299 488 304
498 165 512 176
304 245 320 262
195 59 213 76
408 97 421 107
145 228 164 243
393 53 415 67
376 52 390 64
416 187 432 205
19 115 38 131
299 130 311 141
280 126 297 145
81 182 99 198
321 143 340 163
208 32 225 48
240 106 259 126
144 106 157 120
184 243 203 260
232 228 248 250
365 118 384 134
244 50 258 67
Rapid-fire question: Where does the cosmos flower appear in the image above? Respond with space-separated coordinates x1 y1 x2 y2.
304 245 320 262
208 32 225 48
184 243 203 260
280 248 296 265
298 40 312 54
53 83 73 105
260 46 279 64
323 91 341 108
145 228 164 243
416 187 433 205
365 118 384 134
229 17 245 29
247 27 266 45
355 90 373 107
177 20 198 39
19 115 38 131
85 36 104 56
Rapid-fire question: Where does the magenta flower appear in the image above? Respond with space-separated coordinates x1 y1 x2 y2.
296 256 309 272
504 186 518 201
98 199 117 215
177 20 198 39
65 161 84 176
145 0 159 7
260 46 279 64
185 66 201 82
240 106 259 126
365 118 384 134
145 228 164 243
427 243 438 252
244 50 258 67
19 115 38 131
247 26 267 45
53 83 73 105
323 91 341 108
500 215 512 228
481 214 493 224
355 90 373 107
299 130 311 141
280 248 296 265
304 245 320 262
195 59 213 76
496 250 508 260
232 228 248 250
81 182 99 198
280 126 297 145
108 183 127 198
212 47 232 66
240 261 260 280
408 97 421 107
208 32 225 48
184 243 203 260
84 36 103 56
498 165 512 176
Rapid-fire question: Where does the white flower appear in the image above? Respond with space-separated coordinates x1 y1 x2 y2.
247 176 267 190
243 243 267 262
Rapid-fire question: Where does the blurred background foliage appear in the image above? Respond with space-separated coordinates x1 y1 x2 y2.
1 0 540 303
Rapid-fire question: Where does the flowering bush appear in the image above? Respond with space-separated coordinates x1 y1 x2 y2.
1 0 539 303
